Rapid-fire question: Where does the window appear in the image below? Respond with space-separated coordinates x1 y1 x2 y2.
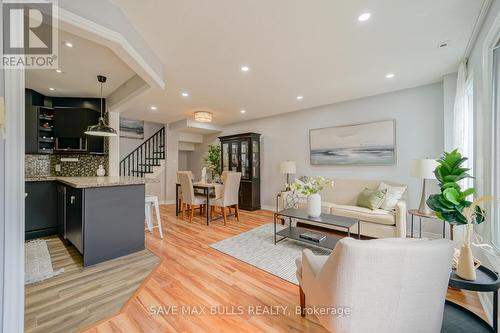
492 43 500 248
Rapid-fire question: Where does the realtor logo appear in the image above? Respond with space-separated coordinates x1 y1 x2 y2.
2 0 58 68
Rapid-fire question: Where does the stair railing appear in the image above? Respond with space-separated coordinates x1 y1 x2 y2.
120 126 165 177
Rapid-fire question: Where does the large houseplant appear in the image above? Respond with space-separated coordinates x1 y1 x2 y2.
290 176 333 217
426 149 485 280
204 144 221 181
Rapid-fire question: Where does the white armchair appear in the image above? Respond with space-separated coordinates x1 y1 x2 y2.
296 237 453 333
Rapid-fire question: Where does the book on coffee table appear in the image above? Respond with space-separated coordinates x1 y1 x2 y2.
299 232 326 243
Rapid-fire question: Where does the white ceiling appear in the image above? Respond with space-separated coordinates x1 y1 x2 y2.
25 30 135 98
117 1 483 124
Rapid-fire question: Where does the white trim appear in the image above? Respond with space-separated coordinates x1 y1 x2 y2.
108 112 120 176
2 68 25 333
57 8 165 90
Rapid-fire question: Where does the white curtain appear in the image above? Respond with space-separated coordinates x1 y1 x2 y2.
452 61 474 191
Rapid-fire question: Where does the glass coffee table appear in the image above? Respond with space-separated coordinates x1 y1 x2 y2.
273 208 360 250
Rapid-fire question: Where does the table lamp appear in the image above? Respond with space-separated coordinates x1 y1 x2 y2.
410 159 439 215
280 161 296 190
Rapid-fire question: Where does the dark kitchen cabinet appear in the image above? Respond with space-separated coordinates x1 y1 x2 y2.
56 184 67 238
25 105 39 154
219 133 261 210
53 107 88 138
66 186 84 253
25 181 57 240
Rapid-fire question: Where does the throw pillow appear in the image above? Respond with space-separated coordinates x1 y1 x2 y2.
356 188 387 210
378 182 407 211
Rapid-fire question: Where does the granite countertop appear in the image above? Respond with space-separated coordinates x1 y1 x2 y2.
26 176 155 188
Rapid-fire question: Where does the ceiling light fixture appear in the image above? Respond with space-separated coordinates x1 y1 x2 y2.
194 111 213 123
241 65 250 72
150 105 158 111
55 69 62 73
181 92 189 97
385 73 395 79
358 12 371 22
296 95 303 100
84 75 118 137
64 42 73 48
240 110 246 114
49 87 55 91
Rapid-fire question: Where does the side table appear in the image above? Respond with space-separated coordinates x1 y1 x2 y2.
408 209 454 240
442 265 500 332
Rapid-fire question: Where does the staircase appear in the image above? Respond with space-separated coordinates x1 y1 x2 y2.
120 127 165 177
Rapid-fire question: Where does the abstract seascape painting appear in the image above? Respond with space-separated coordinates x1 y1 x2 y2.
309 120 396 165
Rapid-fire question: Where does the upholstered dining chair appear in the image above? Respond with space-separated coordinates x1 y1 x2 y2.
177 171 206 223
211 172 241 225
296 237 453 333
220 170 229 184
177 170 194 216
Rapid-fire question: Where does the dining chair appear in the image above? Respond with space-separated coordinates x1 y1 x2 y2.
177 170 194 216
221 170 229 184
177 171 207 223
211 172 241 225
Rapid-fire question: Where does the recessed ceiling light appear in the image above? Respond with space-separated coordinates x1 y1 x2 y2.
150 105 158 111
241 65 250 72
55 69 62 73
240 110 246 114
296 95 303 100
385 73 395 79
181 92 189 97
49 87 55 91
358 12 371 22
64 42 73 48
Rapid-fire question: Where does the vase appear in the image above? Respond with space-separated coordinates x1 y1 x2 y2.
96 165 105 177
307 193 321 218
457 224 480 281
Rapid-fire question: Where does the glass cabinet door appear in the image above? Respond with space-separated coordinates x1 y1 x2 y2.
240 140 250 179
222 143 229 171
230 142 239 172
252 139 259 179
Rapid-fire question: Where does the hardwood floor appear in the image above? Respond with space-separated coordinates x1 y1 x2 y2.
25 237 160 333
78 205 486 333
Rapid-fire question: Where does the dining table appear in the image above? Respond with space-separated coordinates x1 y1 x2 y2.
175 182 224 225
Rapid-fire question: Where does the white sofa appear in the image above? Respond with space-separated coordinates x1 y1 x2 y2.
282 179 407 238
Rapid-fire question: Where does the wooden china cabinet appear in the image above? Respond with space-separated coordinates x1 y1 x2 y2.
219 133 261 211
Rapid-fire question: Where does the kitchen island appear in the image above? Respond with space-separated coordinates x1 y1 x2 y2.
26 176 147 266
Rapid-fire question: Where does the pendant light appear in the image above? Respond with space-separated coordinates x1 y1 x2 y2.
84 75 118 137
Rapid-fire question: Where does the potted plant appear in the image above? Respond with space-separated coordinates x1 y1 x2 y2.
204 144 221 182
426 149 485 280
290 176 333 217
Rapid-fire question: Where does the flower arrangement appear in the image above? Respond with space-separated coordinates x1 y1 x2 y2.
290 176 333 196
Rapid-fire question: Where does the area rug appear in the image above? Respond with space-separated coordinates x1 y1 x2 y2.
210 223 331 284
25 239 64 285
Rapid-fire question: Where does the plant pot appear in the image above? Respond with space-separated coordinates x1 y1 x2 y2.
307 193 321 218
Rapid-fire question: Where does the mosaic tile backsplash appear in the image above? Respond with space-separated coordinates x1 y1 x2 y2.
26 154 109 177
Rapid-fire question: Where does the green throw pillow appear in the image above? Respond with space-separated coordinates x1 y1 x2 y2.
356 188 387 210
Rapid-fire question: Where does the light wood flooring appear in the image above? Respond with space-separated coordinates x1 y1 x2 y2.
72 205 487 333
25 237 160 333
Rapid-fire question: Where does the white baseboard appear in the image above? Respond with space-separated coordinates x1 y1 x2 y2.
261 205 275 212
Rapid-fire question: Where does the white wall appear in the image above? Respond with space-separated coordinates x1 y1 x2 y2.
119 120 164 160
443 73 458 151
188 83 444 218
178 151 188 171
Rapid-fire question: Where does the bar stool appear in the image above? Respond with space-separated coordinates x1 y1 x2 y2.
145 195 163 238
